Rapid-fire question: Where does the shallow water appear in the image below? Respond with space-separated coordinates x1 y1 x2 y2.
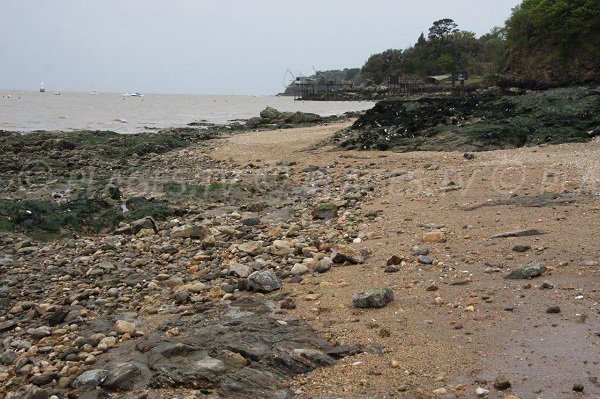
0 90 375 133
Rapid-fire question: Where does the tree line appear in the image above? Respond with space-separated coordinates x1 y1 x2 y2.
359 0 600 85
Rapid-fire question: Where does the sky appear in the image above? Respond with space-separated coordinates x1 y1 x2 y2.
0 0 522 95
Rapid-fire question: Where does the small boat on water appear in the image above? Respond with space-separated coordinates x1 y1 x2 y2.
40 83 45 93
89 91 98 95
122 92 143 97
53 92 61 95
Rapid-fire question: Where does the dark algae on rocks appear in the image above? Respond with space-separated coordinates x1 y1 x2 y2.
334 87 600 152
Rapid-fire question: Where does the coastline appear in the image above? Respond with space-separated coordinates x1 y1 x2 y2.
1 116 599 398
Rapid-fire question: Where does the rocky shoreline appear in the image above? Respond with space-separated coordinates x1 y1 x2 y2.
1 104 599 399
0 117 385 399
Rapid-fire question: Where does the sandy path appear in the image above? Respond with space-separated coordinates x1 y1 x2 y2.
212 121 353 164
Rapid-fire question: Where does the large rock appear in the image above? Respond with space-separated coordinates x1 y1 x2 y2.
228 263 253 278
238 241 263 256
352 287 394 308
171 224 210 239
248 270 282 293
312 203 338 220
331 244 364 264
114 216 158 235
291 111 322 124
505 262 546 279
72 369 111 388
259 107 281 120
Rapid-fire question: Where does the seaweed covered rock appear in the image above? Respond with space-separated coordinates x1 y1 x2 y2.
334 87 600 152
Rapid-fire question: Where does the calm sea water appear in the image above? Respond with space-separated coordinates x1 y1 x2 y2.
0 91 375 134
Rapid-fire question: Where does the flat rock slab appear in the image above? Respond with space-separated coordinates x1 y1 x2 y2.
78 297 360 398
491 229 544 239
505 262 546 279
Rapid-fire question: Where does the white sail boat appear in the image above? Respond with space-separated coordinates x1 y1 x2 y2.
40 83 45 93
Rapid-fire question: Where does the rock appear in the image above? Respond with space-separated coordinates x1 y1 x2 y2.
418 255 434 265
114 320 136 335
291 111 322 124
432 388 448 395
583 260 599 267
314 257 333 273
312 203 338 220
72 369 111 388
412 247 429 256
115 216 158 235
422 231 446 243
491 229 544 238
475 387 489 396
238 241 263 256
171 224 209 239
241 216 261 226
246 116 267 128
259 106 281 120
175 282 207 293
546 305 561 314
0 320 18 333
195 357 227 374
505 262 545 279
352 287 394 308
20 385 49 399
290 264 309 276
512 245 531 252
331 244 364 264
493 375 511 390
30 326 52 339
386 255 403 266
228 263 253 278
220 349 248 368
464 152 476 160
29 372 59 386
248 270 282 293
384 265 400 273
290 348 335 368
573 383 584 392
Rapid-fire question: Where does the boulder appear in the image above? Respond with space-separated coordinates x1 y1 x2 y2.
331 244 364 264
352 287 394 308
259 107 281 120
248 270 282 293
171 224 210 239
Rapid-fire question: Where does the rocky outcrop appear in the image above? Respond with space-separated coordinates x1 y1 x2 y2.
499 48 600 89
247 108 323 128
335 87 600 152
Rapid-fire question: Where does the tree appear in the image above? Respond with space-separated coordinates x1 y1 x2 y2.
506 0 600 55
361 49 404 83
428 19 459 41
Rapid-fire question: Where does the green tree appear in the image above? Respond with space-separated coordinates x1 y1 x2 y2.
506 0 600 55
428 19 459 41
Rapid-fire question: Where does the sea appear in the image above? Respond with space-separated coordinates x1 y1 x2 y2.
0 91 375 134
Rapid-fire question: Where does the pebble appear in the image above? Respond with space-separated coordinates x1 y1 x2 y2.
546 305 561 314
494 375 511 390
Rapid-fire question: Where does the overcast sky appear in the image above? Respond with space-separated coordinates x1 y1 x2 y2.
0 0 522 95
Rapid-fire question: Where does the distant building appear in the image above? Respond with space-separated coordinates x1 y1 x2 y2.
294 76 353 98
